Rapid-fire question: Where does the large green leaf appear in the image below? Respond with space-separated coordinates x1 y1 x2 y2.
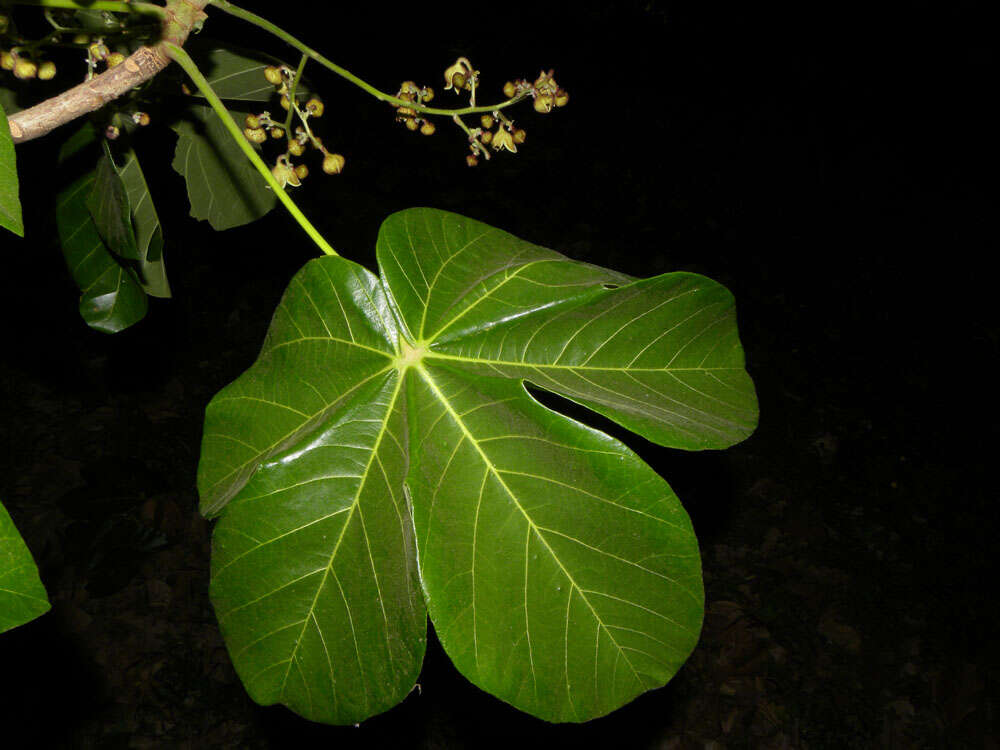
0 499 50 634
199 208 758 724
0 100 23 237
171 104 276 231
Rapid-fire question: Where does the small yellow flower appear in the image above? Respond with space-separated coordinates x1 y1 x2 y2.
533 94 554 114
492 127 517 153
271 158 300 188
323 153 346 174
443 57 473 92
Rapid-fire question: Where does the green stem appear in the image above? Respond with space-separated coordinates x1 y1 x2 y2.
3 0 166 17
207 0 530 117
282 53 307 133
164 41 338 257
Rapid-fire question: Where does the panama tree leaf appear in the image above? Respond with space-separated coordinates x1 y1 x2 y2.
172 104 276 231
88 142 140 262
199 208 758 724
202 260 426 724
189 41 297 102
56 170 148 333
86 140 170 297
74 8 126 33
0 100 24 237
0 499 50 634
116 147 171 297
0 86 23 115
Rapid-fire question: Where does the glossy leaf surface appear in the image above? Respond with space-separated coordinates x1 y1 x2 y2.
0 101 23 237
172 104 276 231
199 208 758 724
0 499 50 634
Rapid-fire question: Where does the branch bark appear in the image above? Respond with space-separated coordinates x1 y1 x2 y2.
7 0 210 144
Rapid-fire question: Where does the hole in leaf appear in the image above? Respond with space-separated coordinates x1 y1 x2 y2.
601 283 619 290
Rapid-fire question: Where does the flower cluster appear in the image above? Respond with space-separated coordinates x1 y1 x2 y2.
391 80 437 135
463 112 528 167
243 65 347 188
519 69 568 113
0 48 55 81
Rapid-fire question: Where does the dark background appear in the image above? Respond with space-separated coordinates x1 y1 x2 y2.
1 1 993 747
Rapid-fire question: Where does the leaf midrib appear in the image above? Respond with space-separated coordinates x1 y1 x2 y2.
423 350 745 372
276 372 405 709
414 363 645 695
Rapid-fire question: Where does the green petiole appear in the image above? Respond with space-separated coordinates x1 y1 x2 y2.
164 41 338 258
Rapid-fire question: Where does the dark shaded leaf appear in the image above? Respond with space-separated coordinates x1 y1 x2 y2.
172 104 276 231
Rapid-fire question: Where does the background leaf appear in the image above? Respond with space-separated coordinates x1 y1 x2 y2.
88 142 141 262
0 100 23 237
115 147 171 298
172 104 276 231
199 208 758 724
0 86 22 116
56 171 148 333
188 41 297 102
0 499 50 635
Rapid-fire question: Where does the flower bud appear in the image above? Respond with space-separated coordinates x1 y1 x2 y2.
105 125 120 140
89 42 109 61
1 51 14 71
480 115 494 129
405 118 419 131
279 95 290 110
270 126 285 139
480 130 493 145
13 59 37 80
512 128 526 144
244 127 267 144
420 87 434 102
503 81 517 98
245 114 261 129
294 164 309 180
554 88 569 107
288 140 305 156
444 57 472 91
420 121 436 136
322 153 346 174
466 155 478 167
107 52 126 68
133 111 151 126
37 61 56 80
306 98 324 117
264 66 283 85
533 94 554 113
